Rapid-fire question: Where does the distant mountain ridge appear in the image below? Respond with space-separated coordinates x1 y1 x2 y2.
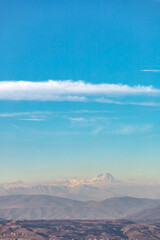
127 206 160 223
1 173 119 189
0 195 160 220
1 173 160 201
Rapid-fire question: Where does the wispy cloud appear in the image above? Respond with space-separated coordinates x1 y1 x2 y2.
0 111 51 117
66 116 111 123
0 111 50 121
74 110 111 114
67 117 86 122
0 80 160 101
92 126 104 135
113 124 153 135
141 69 160 72
96 98 160 106
18 118 45 121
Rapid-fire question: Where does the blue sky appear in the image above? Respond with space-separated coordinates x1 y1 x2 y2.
0 0 160 182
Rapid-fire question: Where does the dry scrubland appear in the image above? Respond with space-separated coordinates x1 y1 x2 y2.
0 220 160 240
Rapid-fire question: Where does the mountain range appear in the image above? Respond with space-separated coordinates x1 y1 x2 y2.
0 195 160 220
1 173 119 188
0 173 160 201
127 206 160 223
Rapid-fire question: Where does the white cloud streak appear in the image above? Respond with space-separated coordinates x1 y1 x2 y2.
18 118 45 121
96 98 160 106
92 126 104 135
113 124 153 135
0 80 160 101
0 111 51 117
141 69 160 72
67 117 86 122
0 111 50 121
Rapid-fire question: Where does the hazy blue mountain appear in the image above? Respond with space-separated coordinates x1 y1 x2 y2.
127 206 160 223
0 195 160 220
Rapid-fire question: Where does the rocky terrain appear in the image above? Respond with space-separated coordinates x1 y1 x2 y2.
0 219 159 239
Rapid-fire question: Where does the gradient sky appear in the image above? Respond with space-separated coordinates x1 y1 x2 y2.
0 0 160 183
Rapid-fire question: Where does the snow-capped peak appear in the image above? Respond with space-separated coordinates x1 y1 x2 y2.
87 173 118 185
63 173 119 187
12 179 24 184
